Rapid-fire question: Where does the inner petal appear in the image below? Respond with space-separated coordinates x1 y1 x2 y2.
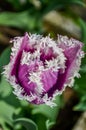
41 69 58 93
40 47 56 62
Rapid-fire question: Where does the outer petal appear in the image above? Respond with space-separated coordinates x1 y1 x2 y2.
57 35 84 87
47 36 84 98
11 33 29 77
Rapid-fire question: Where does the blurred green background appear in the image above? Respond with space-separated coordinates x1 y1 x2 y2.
0 0 86 130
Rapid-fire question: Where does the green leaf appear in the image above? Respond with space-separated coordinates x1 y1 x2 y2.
69 0 86 6
78 18 86 51
0 76 22 108
74 56 86 111
0 101 15 126
74 95 86 111
74 72 86 95
0 47 11 74
80 65 86 73
32 96 61 121
0 76 11 97
43 0 85 13
74 102 86 111
46 120 55 130
32 114 47 130
14 118 38 130
0 11 36 31
0 118 10 130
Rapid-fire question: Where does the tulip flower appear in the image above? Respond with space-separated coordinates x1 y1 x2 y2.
3 33 84 107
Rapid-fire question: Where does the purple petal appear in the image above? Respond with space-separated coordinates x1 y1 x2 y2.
57 36 84 87
18 64 37 95
41 69 58 92
11 33 29 76
47 37 84 97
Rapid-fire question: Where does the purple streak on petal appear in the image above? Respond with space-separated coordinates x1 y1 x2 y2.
18 64 37 95
11 51 22 83
41 69 58 93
